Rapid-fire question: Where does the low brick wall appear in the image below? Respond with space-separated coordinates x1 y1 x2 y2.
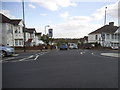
14 45 56 50
14 46 43 50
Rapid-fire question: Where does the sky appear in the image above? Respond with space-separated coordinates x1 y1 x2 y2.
1 0 119 38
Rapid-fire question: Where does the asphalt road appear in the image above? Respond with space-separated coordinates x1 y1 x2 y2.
2 49 118 88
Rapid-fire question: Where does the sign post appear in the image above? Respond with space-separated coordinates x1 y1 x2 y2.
48 28 53 49
48 28 53 38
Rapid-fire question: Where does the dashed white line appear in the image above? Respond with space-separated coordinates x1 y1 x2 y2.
2 51 49 63
34 55 39 60
80 52 83 55
19 55 34 61
80 52 85 55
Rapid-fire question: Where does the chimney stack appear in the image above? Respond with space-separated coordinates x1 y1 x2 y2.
109 22 114 26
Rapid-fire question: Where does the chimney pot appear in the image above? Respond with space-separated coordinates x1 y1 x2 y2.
109 22 114 26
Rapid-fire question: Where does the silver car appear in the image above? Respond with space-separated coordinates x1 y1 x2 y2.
0 45 15 57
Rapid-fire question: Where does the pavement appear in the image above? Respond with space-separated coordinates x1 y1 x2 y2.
2 49 118 88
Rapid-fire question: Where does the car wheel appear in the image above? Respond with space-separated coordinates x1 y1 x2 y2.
2 51 7 57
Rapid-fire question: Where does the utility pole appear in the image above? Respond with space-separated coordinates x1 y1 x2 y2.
104 7 107 25
22 0 26 52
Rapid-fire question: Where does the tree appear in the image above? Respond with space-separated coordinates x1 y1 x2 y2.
41 34 52 45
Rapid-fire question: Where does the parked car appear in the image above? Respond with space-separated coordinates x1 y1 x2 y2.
83 43 93 49
59 43 68 50
111 46 119 50
68 43 78 49
0 45 15 57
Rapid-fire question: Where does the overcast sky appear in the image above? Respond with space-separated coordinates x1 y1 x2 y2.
1 0 119 38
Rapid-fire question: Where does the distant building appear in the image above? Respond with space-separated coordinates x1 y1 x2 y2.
88 22 119 48
79 36 88 44
35 33 44 45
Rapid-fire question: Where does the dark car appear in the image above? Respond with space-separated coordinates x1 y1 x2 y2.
59 43 68 50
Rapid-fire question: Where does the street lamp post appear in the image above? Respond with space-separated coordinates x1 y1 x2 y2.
48 28 53 46
22 0 26 52
45 25 50 35
104 7 107 25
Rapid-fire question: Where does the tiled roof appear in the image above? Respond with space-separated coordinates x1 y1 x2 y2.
27 39 32 42
35 33 41 36
25 28 36 33
89 23 119 35
11 19 22 25
0 13 11 23
0 13 22 25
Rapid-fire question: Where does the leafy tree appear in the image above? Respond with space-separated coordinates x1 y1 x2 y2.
41 34 50 45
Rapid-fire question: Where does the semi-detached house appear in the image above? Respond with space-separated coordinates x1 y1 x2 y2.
25 28 36 46
12 19 24 47
1 13 24 46
88 22 120 48
1 13 42 47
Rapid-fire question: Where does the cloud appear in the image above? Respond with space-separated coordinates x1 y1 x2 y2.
60 11 69 19
52 2 118 38
52 23 102 38
69 16 92 23
0 10 15 18
35 21 102 38
30 0 77 11
35 2 118 38
65 2 118 24
106 2 118 18
91 2 118 21
28 4 36 9
40 13 47 16
2 1 118 38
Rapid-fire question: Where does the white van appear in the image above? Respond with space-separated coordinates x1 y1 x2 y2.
68 43 78 49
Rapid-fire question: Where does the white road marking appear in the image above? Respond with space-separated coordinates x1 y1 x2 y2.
101 53 120 58
19 55 34 61
80 52 85 55
34 55 39 60
80 52 83 55
2 51 49 63
91 53 94 55
3 57 15 61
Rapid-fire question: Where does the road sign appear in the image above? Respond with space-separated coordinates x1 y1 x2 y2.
48 28 53 37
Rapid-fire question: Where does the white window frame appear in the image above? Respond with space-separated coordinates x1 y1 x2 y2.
19 40 23 45
15 40 18 46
